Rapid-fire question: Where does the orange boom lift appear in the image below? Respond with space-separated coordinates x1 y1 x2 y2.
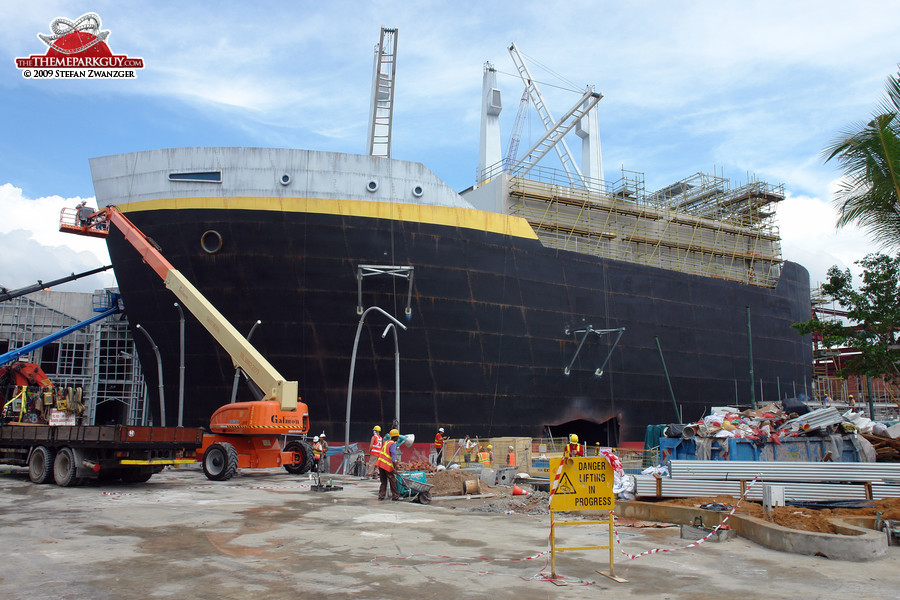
61 204 314 480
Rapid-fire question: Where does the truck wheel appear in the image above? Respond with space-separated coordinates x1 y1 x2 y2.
120 469 154 483
28 446 55 484
53 447 79 487
203 442 238 481
283 440 314 474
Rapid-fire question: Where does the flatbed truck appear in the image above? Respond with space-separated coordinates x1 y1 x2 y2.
0 423 203 486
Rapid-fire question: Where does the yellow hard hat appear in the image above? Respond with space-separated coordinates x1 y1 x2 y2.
389 428 400 438
488 445 492 449
570 434 579 443
373 425 381 431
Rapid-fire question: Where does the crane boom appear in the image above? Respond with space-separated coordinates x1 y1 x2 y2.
506 87 602 180
60 206 298 411
504 86 531 165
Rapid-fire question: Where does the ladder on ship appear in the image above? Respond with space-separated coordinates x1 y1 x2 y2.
366 27 398 158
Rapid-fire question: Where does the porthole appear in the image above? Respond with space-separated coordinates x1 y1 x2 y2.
366 180 379 193
200 230 223 254
280 173 291 186
412 185 424 198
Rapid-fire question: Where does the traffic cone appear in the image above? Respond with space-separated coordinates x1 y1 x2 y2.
512 485 528 496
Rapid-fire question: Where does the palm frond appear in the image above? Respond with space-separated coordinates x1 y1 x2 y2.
824 69 900 247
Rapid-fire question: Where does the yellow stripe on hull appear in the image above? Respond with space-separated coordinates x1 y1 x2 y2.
116 197 538 240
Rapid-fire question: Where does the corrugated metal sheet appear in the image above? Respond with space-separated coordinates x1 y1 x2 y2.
669 460 900 483
635 459 900 500
778 407 844 432
635 475 900 501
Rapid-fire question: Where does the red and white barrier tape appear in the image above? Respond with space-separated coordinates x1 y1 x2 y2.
612 473 760 560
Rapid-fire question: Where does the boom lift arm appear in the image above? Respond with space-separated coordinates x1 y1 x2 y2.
60 205 298 412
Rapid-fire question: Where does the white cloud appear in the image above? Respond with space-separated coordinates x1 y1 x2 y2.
777 185 881 287
0 183 114 293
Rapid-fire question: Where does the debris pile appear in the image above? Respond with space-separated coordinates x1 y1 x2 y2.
662 400 900 461
665 403 846 443
398 460 436 473
862 433 900 461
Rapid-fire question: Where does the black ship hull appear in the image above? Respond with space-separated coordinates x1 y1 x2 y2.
105 202 811 445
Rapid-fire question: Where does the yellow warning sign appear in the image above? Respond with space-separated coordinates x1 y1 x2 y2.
549 456 615 512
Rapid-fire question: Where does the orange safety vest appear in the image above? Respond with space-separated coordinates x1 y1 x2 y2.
478 451 491 466
434 433 444 449
376 440 396 472
507 451 516 467
313 441 324 459
370 433 383 454
563 443 583 458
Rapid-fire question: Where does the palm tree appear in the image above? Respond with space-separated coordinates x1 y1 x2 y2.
824 68 900 248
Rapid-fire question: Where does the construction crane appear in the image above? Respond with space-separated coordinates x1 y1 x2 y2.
0 265 113 303
366 27 398 158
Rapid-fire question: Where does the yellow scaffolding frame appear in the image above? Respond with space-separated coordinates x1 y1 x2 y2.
507 168 784 288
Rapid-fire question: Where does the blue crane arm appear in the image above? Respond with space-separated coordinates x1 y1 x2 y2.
0 305 121 367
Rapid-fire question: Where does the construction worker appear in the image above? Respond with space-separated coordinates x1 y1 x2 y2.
563 434 584 459
376 428 401 501
433 427 445 466
849 394 856 410
464 435 476 463
594 442 602 457
318 433 330 473
312 436 322 472
487 444 494 464
507 445 516 467
478 445 491 466
366 425 383 479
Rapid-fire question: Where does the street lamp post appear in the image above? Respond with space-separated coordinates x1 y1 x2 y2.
382 323 401 431
343 306 407 474
174 302 185 427
230 320 262 403
135 324 165 427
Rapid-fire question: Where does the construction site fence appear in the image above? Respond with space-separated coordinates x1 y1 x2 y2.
440 436 657 476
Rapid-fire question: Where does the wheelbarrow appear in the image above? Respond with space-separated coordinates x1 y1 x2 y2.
397 471 433 504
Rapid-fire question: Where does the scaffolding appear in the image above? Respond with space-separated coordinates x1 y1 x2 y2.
88 317 147 425
501 164 784 287
0 291 146 425
808 287 900 419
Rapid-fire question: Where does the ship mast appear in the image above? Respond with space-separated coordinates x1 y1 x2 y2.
366 27 398 158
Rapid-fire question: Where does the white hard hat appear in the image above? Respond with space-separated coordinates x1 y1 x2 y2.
313 436 319 442
439 428 444 432
320 432 326 437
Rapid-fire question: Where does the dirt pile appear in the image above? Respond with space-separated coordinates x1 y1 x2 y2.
428 469 499 496
660 496 900 533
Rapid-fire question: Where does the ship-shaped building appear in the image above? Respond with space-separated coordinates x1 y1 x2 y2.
87 33 811 444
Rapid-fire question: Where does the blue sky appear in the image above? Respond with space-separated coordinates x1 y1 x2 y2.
1 1 898 293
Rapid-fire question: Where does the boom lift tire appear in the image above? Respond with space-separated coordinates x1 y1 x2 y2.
28 446 55 484
283 440 314 474
53 447 79 487
203 442 239 481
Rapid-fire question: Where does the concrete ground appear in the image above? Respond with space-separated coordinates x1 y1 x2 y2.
1 465 898 600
